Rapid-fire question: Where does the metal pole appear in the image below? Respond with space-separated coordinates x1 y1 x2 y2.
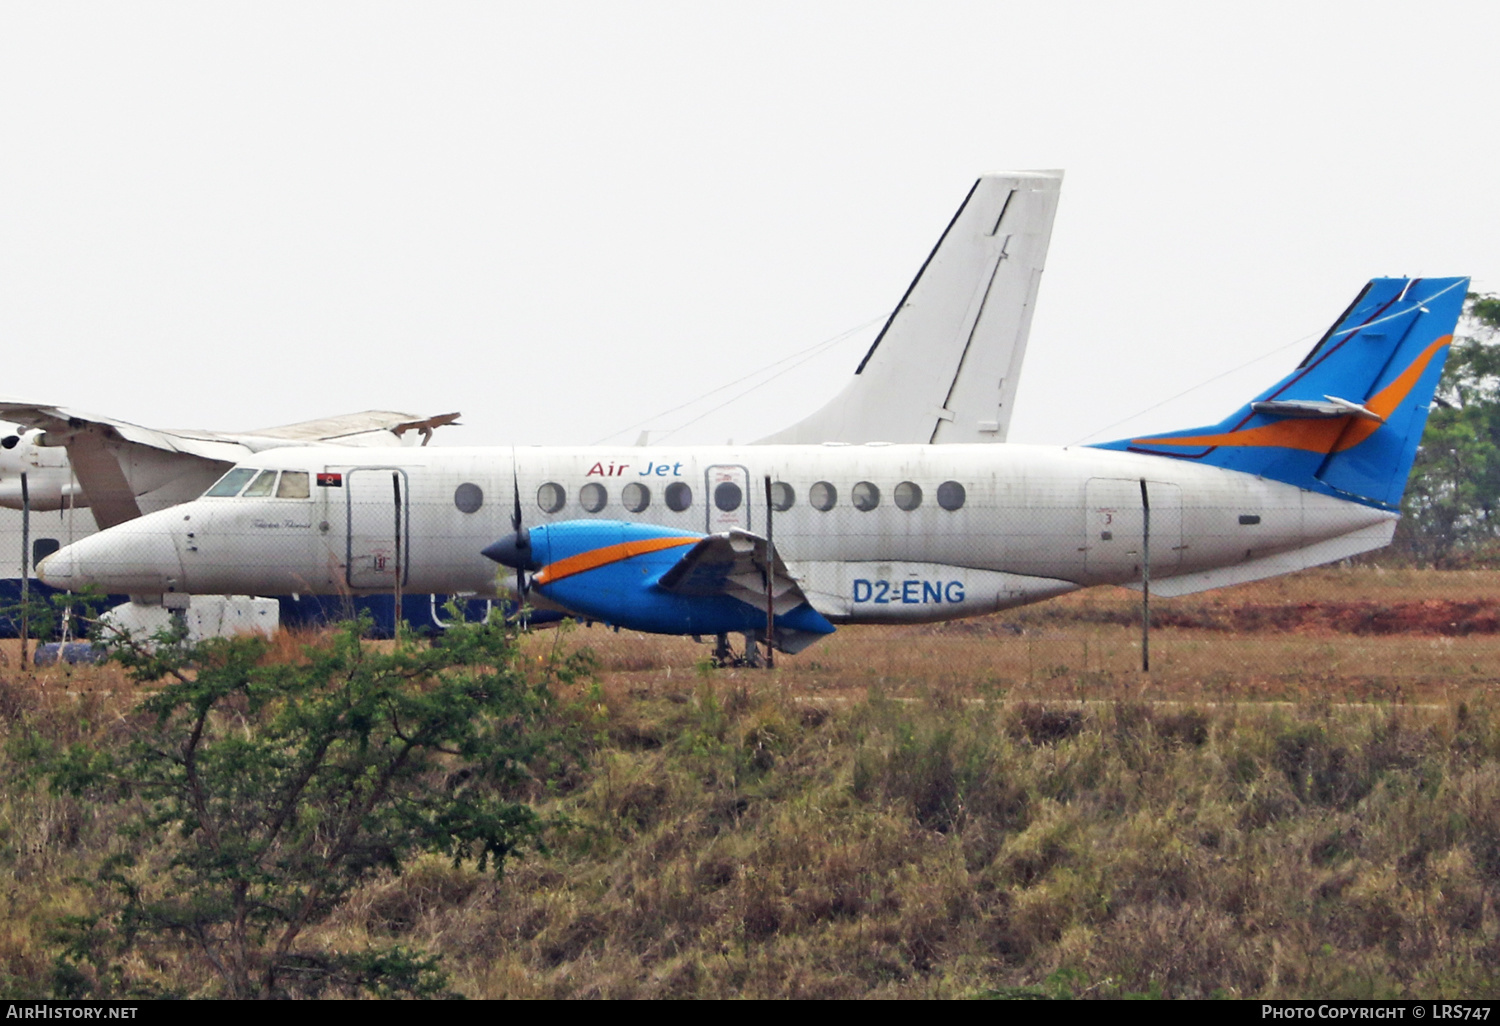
64 465 75 641
763 475 775 670
1139 478 1150 673
392 472 403 637
20 472 29 669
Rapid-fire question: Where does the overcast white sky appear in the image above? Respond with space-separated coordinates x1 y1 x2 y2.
2 2 1497 449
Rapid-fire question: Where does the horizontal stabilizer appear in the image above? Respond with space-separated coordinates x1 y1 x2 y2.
1250 397 1383 421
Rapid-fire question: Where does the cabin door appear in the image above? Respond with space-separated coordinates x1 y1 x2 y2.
704 464 752 533
346 468 409 588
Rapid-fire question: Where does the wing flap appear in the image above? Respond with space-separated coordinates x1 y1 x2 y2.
657 529 814 616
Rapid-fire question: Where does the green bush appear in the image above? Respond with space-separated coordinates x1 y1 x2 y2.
29 613 586 999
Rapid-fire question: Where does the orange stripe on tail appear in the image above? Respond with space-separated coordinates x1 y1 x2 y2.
1132 335 1452 454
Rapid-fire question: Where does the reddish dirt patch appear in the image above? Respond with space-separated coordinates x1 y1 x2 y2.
921 599 1500 637
1157 600 1500 636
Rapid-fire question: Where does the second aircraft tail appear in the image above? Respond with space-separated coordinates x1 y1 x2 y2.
759 171 1063 445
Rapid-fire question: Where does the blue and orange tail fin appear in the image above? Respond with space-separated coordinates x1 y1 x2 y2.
1091 277 1469 509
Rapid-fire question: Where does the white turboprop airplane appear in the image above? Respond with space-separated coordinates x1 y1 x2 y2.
37 253 1468 654
10 171 1067 638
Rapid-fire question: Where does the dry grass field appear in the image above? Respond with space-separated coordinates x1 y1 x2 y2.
4 566 1500 998
563 566 1500 705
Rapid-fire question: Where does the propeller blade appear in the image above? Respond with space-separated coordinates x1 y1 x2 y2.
510 452 531 611
511 463 523 534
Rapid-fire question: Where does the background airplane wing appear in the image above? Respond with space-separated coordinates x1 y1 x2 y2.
0 400 461 530
0 401 253 462
239 410 461 447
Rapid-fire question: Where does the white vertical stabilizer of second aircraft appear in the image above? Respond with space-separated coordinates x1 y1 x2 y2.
758 170 1063 446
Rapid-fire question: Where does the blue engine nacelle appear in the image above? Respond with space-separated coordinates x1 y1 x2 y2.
484 520 835 641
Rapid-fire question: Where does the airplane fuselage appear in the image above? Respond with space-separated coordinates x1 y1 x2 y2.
40 442 1395 625
0 425 85 511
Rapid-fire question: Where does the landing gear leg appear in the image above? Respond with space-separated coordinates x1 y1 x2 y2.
709 632 770 668
742 633 763 669
712 633 733 667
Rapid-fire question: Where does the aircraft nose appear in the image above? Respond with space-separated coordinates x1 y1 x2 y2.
35 547 76 587
39 523 185 594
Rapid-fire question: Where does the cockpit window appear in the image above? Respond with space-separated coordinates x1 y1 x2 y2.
205 467 258 497
242 470 279 498
277 471 311 499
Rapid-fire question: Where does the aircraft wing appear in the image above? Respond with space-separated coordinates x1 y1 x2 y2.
656 529 812 616
237 410 461 447
0 400 255 463
655 528 834 652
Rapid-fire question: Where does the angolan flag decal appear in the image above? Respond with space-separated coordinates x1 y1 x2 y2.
317 472 342 487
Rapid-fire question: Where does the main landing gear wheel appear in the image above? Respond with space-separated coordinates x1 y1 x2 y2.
709 632 765 668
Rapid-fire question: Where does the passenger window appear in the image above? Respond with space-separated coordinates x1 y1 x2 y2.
206 467 258 497
242 470 278 498
770 481 795 511
714 481 743 512
622 482 650 513
895 481 922 510
579 482 607 513
278 472 312 499
937 481 966 511
453 482 483 513
665 482 693 512
809 481 837 511
852 481 880 511
537 482 566 513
